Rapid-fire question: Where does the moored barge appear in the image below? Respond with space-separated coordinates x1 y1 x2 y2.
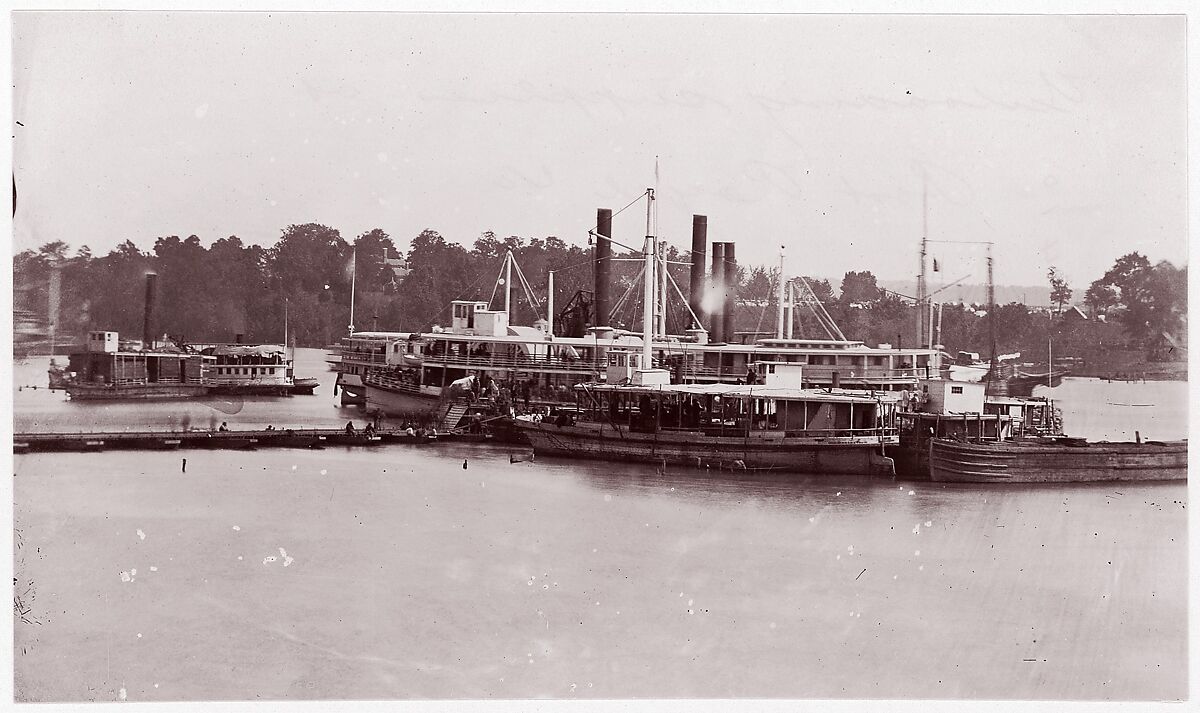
928 437 1187 483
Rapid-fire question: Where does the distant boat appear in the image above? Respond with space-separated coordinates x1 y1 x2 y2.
1002 367 1068 397
201 343 313 396
324 344 343 371
928 437 1187 483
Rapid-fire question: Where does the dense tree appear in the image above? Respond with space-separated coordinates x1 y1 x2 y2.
1047 266 1072 314
839 270 881 305
12 225 1186 376
1084 253 1186 343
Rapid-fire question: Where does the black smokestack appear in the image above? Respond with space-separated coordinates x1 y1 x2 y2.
688 215 707 330
723 243 737 344
142 272 157 350
594 208 612 328
710 242 726 342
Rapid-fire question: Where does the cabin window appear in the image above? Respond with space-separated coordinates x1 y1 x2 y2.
951 386 963 394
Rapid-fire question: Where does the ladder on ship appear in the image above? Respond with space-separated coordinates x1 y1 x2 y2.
441 402 470 431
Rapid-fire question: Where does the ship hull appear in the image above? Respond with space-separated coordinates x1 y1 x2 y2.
335 372 367 405
65 383 210 401
929 438 1187 483
363 383 443 418
510 419 895 476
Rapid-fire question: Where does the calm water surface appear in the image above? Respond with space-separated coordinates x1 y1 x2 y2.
11 351 1189 701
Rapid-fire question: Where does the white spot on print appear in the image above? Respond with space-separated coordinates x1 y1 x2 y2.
136 529 146 541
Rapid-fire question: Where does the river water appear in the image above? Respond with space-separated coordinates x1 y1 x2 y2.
11 350 1189 701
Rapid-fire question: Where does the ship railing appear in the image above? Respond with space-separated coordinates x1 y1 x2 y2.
340 351 391 366
680 365 928 381
205 376 290 385
624 420 899 439
364 372 424 394
423 351 599 373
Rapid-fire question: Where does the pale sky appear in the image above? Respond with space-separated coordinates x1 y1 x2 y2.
11 11 1188 286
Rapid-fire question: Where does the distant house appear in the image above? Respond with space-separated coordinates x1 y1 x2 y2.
1060 305 1089 323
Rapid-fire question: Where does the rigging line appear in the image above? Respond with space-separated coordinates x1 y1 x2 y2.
928 274 972 298
609 263 646 324
796 275 845 341
510 257 543 321
752 270 779 339
662 261 705 333
547 250 695 279
587 190 657 254
415 265 497 329
810 300 842 342
488 253 509 309
584 190 651 252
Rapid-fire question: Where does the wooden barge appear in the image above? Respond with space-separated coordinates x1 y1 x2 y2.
12 428 489 455
928 437 1188 483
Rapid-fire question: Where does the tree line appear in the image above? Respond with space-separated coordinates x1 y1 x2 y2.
13 225 1187 366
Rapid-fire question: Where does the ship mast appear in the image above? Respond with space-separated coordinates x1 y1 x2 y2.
504 249 513 316
917 180 928 351
986 241 997 384
348 242 357 335
776 246 786 340
642 187 656 368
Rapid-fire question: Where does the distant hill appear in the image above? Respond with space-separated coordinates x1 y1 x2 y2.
871 280 1053 307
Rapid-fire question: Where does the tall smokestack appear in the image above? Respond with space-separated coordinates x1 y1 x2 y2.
142 272 157 350
688 215 707 330
723 243 737 344
594 208 612 328
710 242 726 342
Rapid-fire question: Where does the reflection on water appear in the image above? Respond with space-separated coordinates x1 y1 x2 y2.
10 357 1189 701
1034 377 1188 442
13 440 1187 702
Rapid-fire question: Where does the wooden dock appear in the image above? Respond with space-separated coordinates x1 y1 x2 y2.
12 427 494 454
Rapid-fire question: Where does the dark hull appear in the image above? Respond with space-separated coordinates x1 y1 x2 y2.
290 378 320 395
66 383 210 401
1002 371 1067 398
929 438 1187 483
891 445 930 481
511 420 895 476
325 434 383 446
